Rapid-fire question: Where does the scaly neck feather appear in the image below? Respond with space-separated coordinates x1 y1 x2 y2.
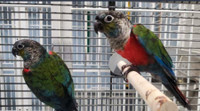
107 24 132 50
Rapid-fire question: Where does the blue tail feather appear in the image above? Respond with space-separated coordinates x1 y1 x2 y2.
153 56 190 109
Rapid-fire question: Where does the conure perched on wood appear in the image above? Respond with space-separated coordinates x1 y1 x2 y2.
94 11 190 109
12 39 78 111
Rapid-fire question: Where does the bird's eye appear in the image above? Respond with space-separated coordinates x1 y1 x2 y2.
17 44 24 50
104 15 114 23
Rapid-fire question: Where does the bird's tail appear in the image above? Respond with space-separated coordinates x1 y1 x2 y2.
56 98 78 111
154 55 191 109
162 75 191 110
72 98 78 111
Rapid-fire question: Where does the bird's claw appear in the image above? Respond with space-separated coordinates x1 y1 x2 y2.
121 64 139 82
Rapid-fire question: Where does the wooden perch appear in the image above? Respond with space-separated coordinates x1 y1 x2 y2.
117 61 178 111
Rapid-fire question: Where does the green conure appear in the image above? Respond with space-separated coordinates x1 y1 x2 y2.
12 39 77 111
94 11 191 109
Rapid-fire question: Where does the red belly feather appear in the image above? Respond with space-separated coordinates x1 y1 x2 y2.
116 34 154 66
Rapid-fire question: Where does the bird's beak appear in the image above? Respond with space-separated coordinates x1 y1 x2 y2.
94 21 103 35
94 22 99 34
12 47 18 57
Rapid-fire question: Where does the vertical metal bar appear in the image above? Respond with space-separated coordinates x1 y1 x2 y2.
126 2 131 111
186 4 194 107
87 11 90 53
108 1 115 11
97 10 101 110
125 82 129 111
158 3 162 38
108 1 115 111
110 71 113 111
127 2 131 20
198 79 200 110
83 2 88 111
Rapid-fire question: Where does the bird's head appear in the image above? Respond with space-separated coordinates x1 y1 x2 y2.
94 11 132 50
94 11 131 38
12 39 46 61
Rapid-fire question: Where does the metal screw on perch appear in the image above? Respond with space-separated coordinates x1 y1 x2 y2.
109 53 178 111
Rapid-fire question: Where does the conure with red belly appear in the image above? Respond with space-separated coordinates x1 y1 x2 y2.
94 11 190 109
12 39 77 111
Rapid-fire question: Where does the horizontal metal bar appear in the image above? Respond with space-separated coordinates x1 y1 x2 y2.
0 81 198 85
1 44 111 47
1 36 200 42
0 82 189 86
0 74 199 79
0 88 195 93
72 7 200 14
0 67 112 70
0 75 199 80
2 10 200 20
0 97 142 100
0 75 124 78
0 51 113 55
2 18 200 27
1 59 200 64
0 96 198 100
0 18 96 23
0 67 199 70
0 104 148 107
1 51 200 55
0 83 198 86
0 11 88 15
1 18 200 27
0 83 129 85
0 104 198 107
0 2 199 9
0 36 107 39
0 75 114 78
0 97 147 100
1 28 200 35
0 4 51 8
1 43 200 49
0 1 197 6
0 59 109 62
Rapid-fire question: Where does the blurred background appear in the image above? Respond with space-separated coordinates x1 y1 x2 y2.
0 1 200 111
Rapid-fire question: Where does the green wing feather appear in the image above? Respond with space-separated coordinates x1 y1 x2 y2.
23 51 76 110
49 51 75 98
24 51 75 99
132 24 173 68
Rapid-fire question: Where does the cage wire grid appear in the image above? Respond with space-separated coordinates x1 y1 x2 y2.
0 1 200 111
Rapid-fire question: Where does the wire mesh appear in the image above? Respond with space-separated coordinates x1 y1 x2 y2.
0 1 200 111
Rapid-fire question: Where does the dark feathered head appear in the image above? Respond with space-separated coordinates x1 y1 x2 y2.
12 39 46 62
94 11 132 50
94 11 131 38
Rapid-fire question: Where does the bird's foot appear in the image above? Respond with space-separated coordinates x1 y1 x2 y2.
121 64 139 82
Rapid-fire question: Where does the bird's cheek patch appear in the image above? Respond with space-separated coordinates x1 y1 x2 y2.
19 50 24 57
49 51 53 55
23 68 31 74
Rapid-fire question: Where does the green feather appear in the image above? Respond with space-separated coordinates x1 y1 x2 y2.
133 24 173 68
23 52 75 109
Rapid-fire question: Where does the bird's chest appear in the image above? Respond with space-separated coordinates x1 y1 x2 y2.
23 69 52 90
23 68 63 101
23 59 57 91
116 36 154 66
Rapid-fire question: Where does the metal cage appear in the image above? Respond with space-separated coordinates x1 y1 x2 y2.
0 1 200 111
